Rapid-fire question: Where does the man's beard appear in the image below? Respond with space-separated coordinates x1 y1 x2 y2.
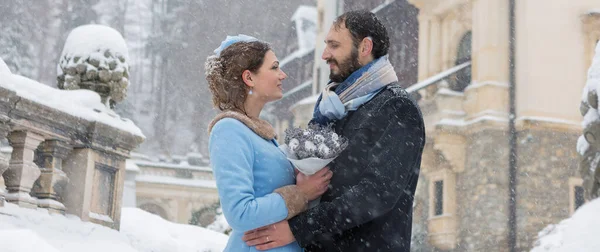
328 47 362 83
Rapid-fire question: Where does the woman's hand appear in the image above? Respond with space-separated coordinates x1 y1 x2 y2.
296 167 332 201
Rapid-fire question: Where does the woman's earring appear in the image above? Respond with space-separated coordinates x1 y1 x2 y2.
249 87 253 95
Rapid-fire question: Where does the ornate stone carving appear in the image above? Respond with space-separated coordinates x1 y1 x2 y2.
57 25 130 108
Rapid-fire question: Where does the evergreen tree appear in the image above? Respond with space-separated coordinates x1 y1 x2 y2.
0 1 36 77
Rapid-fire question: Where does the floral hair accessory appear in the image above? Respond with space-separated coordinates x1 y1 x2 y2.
213 34 258 56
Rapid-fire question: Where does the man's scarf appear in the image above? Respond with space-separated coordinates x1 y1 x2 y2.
312 55 398 126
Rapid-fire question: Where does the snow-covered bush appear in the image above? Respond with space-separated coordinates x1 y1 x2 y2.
57 24 130 107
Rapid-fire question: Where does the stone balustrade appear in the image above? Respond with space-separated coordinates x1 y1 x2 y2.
0 59 144 230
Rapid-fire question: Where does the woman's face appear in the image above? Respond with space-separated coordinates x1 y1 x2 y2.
250 50 287 103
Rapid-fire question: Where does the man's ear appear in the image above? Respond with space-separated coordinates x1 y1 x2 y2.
360 37 373 57
241 70 254 87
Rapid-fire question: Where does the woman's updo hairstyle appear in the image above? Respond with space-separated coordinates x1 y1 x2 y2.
205 40 271 112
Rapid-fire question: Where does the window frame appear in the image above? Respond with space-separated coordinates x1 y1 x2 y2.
428 169 456 218
569 177 585 215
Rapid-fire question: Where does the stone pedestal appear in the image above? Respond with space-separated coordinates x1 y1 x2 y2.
62 148 95 222
62 147 127 229
466 0 509 118
33 140 72 214
3 130 44 208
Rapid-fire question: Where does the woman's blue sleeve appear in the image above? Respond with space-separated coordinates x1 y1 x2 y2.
209 119 288 232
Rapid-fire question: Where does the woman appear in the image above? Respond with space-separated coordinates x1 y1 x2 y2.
206 35 332 252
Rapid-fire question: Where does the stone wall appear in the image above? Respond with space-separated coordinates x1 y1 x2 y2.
133 159 219 225
457 129 510 251
515 128 580 251
413 128 512 252
412 126 581 252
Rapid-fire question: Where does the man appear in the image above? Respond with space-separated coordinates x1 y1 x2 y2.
243 10 425 251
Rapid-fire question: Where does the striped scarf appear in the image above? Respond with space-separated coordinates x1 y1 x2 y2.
312 55 398 126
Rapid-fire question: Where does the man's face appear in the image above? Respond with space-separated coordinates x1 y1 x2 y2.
322 23 362 83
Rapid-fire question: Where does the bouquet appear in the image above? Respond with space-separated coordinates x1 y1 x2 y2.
280 124 348 175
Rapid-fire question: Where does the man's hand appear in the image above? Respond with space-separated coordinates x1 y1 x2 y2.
242 220 295 250
296 167 332 201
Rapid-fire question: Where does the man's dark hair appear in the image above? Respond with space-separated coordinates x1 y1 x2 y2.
333 10 390 59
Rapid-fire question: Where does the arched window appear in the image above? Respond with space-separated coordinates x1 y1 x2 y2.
450 31 472 92
139 203 169 220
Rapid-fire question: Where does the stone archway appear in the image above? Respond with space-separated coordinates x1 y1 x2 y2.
139 203 169 220
189 202 220 227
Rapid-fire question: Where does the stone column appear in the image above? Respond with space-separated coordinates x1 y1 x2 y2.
424 15 443 97
33 140 72 213
428 16 442 76
0 117 11 207
464 0 509 119
3 130 44 208
417 13 432 82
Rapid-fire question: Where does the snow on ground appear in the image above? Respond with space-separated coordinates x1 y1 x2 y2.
531 198 600 252
121 208 228 251
0 203 227 252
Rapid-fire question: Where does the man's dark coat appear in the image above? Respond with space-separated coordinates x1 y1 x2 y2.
289 83 426 252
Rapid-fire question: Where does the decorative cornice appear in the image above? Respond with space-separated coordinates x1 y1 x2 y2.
516 116 582 132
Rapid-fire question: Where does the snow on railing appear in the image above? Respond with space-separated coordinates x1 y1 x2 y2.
406 61 472 94
0 25 144 231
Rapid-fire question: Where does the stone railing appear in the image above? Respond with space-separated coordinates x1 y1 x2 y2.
0 58 144 230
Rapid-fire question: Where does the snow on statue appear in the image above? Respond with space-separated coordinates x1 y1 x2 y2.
57 24 130 108
578 39 600 199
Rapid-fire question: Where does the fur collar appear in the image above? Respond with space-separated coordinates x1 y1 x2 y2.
208 110 277 140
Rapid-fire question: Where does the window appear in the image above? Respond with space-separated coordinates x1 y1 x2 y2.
574 185 585 211
428 169 455 218
569 177 585 215
426 169 457 250
450 31 472 92
434 180 444 216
